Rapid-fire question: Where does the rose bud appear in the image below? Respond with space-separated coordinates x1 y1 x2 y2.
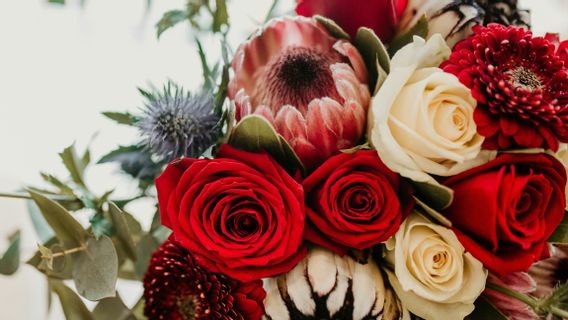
229 16 371 170
295 0 408 42
398 0 530 48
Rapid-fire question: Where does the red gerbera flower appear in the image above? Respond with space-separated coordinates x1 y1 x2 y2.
143 238 265 320
442 24 568 151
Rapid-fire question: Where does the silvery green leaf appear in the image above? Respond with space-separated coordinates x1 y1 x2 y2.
108 203 137 261
73 236 118 301
354 27 390 91
0 230 20 275
314 15 350 40
102 112 137 126
50 279 94 320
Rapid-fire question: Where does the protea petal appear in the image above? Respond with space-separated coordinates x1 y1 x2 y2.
229 16 370 170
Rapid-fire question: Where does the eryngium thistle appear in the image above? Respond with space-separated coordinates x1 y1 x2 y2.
137 82 220 161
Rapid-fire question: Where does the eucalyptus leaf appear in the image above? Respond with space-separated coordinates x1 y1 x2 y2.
156 10 189 38
548 212 568 243
26 200 55 243
59 144 87 187
314 15 350 40
73 236 118 301
28 190 88 247
135 234 160 279
50 279 94 320
410 180 454 210
229 115 303 174
466 296 507 320
93 294 135 320
388 15 428 56
102 112 137 126
354 27 390 91
108 203 137 261
0 230 20 275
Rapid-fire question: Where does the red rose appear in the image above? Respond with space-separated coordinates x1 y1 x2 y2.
156 145 306 282
296 0 407 41
302 150 414 254
442 153 567 275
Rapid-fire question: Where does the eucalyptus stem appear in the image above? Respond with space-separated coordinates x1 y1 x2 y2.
50 245 87 258
486 282 539 309
550 306 568 318
0 192 32 200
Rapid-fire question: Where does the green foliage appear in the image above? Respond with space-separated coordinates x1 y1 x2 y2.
388 15 429 56
102 112 137 126
410 180 454 211
228 115 304 175
0 230 20 275
108 203 137 261
73 236 118 301
50 279 95 320
156 0 231 38
314 15 350 40
467 296 508 320
98 145 162 190
93 294 136 320
156 10 189 38
354 27 391 93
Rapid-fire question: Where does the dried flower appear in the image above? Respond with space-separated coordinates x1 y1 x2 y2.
137 82 220 161
399 0 531 47
442 24 568 151
143 238 265 320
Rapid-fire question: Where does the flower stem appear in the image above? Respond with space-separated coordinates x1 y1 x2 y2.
0 192 32 200
50 245 86 258
550 306 568 318
486 282 539 309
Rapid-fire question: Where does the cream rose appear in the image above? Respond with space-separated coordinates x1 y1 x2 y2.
384 213 487 320
368 35 492 184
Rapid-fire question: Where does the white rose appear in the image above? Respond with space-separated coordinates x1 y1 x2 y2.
384 213 487 320
368 35 492 184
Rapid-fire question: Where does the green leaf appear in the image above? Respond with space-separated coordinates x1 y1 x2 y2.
108 203 137 261
40 173 75 195
73 236 118 301
549 212 568 243
28 190 88 247
375 59 389 94
466 296 507 320
228 115 304 175
414 196 452 227
0 230 20 275
214 65 230 115
134 234 160 279
388 15 429 57
59 144 87 187
410 180 454 210
48 0 65 4
156 10 189 38
314 15 350 40
93 294 135 320
354 27 390 91
212 0 229 32
102 112 137 126
196 38 213 90
341 143 370 154
26 200 55 243
50 279 95 320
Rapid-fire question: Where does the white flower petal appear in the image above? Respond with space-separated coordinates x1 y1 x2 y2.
307 247 338 296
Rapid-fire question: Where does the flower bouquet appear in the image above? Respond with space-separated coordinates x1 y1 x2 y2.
1 0 567 319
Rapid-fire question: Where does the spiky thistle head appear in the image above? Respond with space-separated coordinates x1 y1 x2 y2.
137 82 220 161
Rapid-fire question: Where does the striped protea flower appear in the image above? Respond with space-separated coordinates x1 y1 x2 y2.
262 247 411 320
229 16 371 170
143 238 265 320
137 82 220 162
399 0 530 47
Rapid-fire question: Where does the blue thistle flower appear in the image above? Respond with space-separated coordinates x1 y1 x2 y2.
137 82 220 161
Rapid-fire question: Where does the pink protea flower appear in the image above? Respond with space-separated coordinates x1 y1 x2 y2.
229 16 371 170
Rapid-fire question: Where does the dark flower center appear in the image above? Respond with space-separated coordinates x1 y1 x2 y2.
255 46 342 114
505 66 542 91
177 294 199 320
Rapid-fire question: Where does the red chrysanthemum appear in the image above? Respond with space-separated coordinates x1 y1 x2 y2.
442 24 568 151
143 238 266 320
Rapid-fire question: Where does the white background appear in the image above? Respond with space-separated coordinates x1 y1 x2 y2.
0 0 566 318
